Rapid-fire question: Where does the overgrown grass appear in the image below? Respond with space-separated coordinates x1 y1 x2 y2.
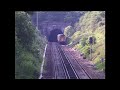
95 60 105 71
65 11 105 71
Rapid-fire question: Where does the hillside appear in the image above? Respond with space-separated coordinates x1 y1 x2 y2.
64 11 105 71
15 11 46 79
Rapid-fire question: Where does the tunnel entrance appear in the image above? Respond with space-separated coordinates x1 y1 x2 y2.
48 29 63 42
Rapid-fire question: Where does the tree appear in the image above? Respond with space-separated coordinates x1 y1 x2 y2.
25 11 35 15
80 37 88 47
15 11 46 79
15 11 36 50
64 26 75 37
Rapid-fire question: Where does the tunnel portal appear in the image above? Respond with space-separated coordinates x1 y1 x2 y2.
48 29 63 42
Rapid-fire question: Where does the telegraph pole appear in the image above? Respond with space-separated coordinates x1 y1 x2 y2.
90 43 92 61
37 11 39 30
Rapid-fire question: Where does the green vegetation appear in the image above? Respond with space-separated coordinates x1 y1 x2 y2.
64 26 74 37
64 11 105 71
15 11 46 79
71 31 81 41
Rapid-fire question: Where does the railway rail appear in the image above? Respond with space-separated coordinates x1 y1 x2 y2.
40 42 105 79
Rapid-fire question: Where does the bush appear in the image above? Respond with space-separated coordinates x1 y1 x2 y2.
66 37 71 44
95 60 105 71
15 11 46 79
80 37 88 47
71 31 81 41
64 26 75 37
81 45 90 58
15 48 40 79
15 11 36 50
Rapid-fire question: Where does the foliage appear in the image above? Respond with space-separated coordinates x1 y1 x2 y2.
64 26 75 37
25 11 35 15
81 46 90 58
32 11 83 25
71 31 81 40
80 37 88 47
65 11 105 71
15 12 36 50
15 11 46 79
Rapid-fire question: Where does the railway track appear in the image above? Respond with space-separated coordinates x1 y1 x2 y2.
60 46 92 79
40 42 104 79
56 43 79 79
61 45 105 79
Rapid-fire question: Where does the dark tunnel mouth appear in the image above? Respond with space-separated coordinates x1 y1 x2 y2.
48 29 63 42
